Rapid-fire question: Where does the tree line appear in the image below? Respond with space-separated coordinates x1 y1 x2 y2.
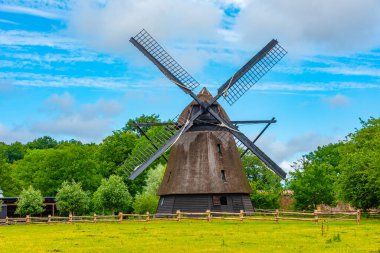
0 115 379 216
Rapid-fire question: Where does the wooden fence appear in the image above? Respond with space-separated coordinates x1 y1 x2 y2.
0 209 361 225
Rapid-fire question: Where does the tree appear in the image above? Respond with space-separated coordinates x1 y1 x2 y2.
4 142 26 163
15 186 44 216
56 181 89 215
288 142 343 210
27 136 58 150
133 164 165 214
123 114 160 136
93 175 132 214
242 154 283 209
12 143 105 196
337 117 380 209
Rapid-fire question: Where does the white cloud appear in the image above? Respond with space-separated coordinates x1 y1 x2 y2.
0 3 65 19
322 94 350 107
43 92 75 114
68 0 221 54
234 0 380 56
0 123 34 143
3 92 123 143
33 92 123 142
255 132 340 172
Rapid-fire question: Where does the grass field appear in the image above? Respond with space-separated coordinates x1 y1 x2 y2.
0 219 379 252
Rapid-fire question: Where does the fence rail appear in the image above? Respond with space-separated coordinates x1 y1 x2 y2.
0 209 361 225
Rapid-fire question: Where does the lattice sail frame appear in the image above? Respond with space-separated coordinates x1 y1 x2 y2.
222 42 287 105
131 29 200 90
121 115 188 175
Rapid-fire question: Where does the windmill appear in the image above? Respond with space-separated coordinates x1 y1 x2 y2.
123 29 287 213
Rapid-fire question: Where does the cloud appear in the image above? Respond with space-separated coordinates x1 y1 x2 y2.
68 0 221 54
32 92 124 142
43 92 75 114
0 123 34 143
234 0 380 56
0 4 64 19
255 132 340 171
322 94 350 107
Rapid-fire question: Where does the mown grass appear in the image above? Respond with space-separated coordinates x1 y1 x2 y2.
0 219 379 252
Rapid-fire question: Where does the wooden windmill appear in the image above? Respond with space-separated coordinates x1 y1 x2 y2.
124 29 287 213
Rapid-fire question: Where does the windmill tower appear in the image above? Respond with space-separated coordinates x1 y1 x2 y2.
124 29 287 213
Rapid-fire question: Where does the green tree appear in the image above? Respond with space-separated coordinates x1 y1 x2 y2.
56 181 89 215
288 142 343 210
99 130 137 175
243 154 282 209
27 136 58 150
4 142 26 163
93 175 132 214
15 186 44 216
12 143 105 196
133 164 165 214
337 117 380 209
123 114 160 136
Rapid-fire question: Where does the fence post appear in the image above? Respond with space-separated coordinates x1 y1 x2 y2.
26 215 30 224
357 209 360 225
119 212 123 223
314 210 319 224
206 210 211 222
275 209 279 223
239 210 244 223
69 213 73 224
93 213 97 223
146 212 150 222
5 216 9 225
48 214 51 224
176 210 181 222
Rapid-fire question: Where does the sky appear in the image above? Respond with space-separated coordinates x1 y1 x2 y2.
1 0 380 172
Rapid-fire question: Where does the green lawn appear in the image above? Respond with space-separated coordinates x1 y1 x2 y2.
0 219 379 252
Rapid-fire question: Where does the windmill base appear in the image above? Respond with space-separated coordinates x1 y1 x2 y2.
156 194 254 214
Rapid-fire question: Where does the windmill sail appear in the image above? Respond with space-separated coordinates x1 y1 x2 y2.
217 39 287 105
130 29 200 91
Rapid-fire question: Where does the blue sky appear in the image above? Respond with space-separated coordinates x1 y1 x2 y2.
1 0 380 172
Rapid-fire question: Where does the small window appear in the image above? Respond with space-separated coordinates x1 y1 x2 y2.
220 196 228 205
167 172 171 183
217 144 222 155
212 195 221 206
221 170 227 182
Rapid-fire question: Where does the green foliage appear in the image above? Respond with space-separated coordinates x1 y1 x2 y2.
243 154 282 209
0 199 3 212
337 117 380 209
56 181 90 215
133 164 165 214
27 136 58 150
0 158 19 196
15 186 44 216
3 142 26 163
93 175 132 213
12 144 105 196
123 114 160 136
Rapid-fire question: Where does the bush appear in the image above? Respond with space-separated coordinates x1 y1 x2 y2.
56 181 89 215
15 186 44 216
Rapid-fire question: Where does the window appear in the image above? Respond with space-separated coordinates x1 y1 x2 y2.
217 144 222 155
212 195 221 206
221 170 227 182
160 197 165 206
167 172 171 183
220 196 228 205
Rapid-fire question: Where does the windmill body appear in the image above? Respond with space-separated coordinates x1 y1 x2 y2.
157 88 253 213
125 29 288 213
